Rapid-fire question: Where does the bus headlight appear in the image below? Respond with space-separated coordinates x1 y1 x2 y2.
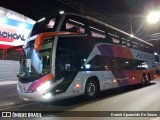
37 81 51 93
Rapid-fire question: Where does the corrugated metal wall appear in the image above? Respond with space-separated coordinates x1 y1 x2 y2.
0 60 19 81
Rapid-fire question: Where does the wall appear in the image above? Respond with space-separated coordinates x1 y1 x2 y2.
0 60 19 81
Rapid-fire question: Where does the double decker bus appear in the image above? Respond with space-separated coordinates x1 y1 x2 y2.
3 13 156 102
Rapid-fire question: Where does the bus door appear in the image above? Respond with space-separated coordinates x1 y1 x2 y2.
55 49 77 95
56 49 74 81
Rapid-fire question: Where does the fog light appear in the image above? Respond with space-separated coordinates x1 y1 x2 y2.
42 93 52 99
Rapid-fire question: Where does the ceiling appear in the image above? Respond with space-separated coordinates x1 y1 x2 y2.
1 0 160 52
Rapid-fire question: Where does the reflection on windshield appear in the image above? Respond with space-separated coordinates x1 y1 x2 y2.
19 37 54 79
30 17 57 36
46 19 56 28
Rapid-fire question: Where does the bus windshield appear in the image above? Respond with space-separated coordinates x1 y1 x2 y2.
18 37 54 81
30 16 59 36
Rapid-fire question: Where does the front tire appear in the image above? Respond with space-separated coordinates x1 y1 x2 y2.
84 80 98 100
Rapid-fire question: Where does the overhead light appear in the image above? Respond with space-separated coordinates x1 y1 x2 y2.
154 52 158 55
37 17 45 22
59 10 64 14
130 34 134 37
147 11 160 24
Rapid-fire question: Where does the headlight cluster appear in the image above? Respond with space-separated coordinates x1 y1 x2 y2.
36 81 51 93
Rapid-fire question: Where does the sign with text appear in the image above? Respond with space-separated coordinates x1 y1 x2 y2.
0 16 33 49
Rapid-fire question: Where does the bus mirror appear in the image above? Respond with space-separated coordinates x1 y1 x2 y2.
2 45 23 60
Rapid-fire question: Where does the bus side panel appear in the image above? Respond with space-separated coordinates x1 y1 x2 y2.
55 72 83 101
81 71 106 92
150 70 157 80
123 70 143 85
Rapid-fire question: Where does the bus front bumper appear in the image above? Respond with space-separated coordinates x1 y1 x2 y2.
17 88 56 102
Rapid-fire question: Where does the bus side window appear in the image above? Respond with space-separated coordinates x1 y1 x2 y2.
66 23 85 33
103 56 112 70
91 31 105 38
85 55 103 70
89 26 106 38
94 55 103 70
134 60 147 70
103 56 118 70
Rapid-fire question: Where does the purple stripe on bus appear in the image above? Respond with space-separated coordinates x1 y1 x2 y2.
97 45 113 56
112 70 129 86
27 81 36 92
116 79 129 86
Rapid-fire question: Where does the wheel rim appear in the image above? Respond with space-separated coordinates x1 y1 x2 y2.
87 83 96 96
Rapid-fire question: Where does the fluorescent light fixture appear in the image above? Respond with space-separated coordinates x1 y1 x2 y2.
69 19 84 25
37 17 45 22
130 34 134 37
37 81 51 92
59 10 64 14
89 26 105 33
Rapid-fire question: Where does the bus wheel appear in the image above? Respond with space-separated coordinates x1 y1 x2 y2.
84 79 98 100
141 74 146 87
